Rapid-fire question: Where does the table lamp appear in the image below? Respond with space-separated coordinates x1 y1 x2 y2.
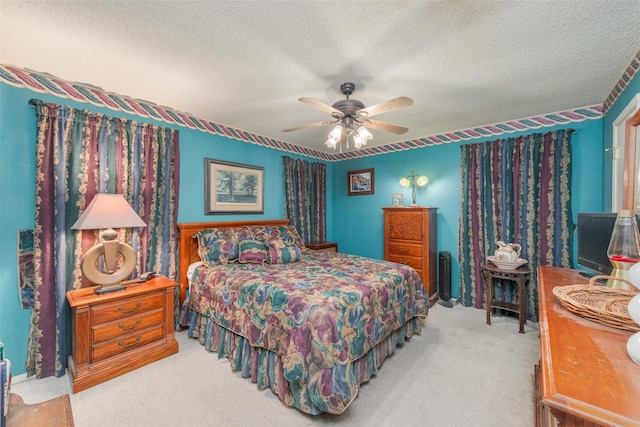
606 209 640 289
399 170 428 206
72 193 146 293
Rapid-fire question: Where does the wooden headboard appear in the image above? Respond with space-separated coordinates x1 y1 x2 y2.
177 219 290 304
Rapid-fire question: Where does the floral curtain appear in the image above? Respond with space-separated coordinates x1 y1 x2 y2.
27 99 180 378
458 129 573 322
282 156 326 243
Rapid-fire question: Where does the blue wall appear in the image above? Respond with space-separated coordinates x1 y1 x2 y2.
331 119 605 297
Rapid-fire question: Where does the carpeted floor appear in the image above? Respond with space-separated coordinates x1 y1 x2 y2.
10 303 539 426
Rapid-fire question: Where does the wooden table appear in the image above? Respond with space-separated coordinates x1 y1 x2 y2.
536 266 640 426
482 263 531 333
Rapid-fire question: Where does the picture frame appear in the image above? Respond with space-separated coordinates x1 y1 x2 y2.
205 158 264 214
347 168 375 196
392 193 404 207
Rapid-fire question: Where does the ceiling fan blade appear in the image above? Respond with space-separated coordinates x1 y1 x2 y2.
357 96 413 118
365 120 409 135
282 119 337 132
299 98 344 117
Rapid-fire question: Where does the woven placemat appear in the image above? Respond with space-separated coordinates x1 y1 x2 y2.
553 275 640 332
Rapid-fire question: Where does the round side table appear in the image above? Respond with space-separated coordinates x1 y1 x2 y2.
482 262 532 333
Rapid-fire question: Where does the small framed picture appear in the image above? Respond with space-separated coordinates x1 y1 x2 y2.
392 193 404 207
347 168 374 196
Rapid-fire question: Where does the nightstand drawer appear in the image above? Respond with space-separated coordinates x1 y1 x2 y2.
388 254 422 270
92 325 164 362
92 308 164 343
91 292 163 324
388 242 422 257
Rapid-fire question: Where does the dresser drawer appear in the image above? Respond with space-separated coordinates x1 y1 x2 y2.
92 325 165 363
91 292 163 324
388 254 423 270
92 308 164 343
388 242 422 257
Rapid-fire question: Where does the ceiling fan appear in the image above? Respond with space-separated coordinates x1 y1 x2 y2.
282 82 413 150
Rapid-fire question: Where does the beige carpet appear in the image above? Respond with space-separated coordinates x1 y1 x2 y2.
10 304 540 427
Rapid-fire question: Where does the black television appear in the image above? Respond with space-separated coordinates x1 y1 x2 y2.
576 212 640 275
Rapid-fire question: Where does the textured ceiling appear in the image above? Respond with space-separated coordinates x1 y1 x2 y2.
1 1 639 153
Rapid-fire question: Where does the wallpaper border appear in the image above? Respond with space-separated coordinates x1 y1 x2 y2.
3 56 636 161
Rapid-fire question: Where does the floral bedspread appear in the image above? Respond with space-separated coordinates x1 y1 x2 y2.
187 251 429 413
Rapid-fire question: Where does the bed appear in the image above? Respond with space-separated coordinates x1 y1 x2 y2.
177 219 429 415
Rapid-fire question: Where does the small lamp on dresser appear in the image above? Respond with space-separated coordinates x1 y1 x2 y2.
72 193 146 293
399 170 428 206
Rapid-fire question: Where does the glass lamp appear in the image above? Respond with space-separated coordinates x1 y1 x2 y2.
72 193 146 292
399 170 429 206
606 209 640 289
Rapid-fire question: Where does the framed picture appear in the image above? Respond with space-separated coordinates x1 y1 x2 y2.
392 193 404 207
205 158 264 214
347 168 375 196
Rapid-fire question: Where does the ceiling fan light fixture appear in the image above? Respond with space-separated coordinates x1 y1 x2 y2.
357 126 372 140
353 134 365 149
329 124 343 141
325 138 338 149
288 83 412 152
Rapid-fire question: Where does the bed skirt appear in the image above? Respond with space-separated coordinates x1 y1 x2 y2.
180 306 424 415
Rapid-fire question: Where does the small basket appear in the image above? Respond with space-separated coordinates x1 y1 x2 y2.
552 275 640 332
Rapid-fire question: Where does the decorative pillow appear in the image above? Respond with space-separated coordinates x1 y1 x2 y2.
248 225 306 249
194 228 239 266
234 227 252 242
283 225 306 250
248 225 272 243
238 239 269 264
265 237 302 264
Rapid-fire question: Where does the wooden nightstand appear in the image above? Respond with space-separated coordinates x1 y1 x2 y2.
66 276 179 393
306 241 338 253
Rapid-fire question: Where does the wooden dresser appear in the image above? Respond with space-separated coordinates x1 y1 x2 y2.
66 276 179 393
382 207 438 304
536 266 640 426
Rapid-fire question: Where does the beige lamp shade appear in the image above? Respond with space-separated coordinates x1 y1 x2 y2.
72 193 146 230
73 193 146 287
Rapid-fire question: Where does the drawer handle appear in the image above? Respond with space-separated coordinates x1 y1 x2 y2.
118 336 142 348
119 318 142 330
118 301 142 313
399 248 409 253
401 260 409 265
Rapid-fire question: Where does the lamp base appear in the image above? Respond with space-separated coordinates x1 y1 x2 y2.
608 260 636 289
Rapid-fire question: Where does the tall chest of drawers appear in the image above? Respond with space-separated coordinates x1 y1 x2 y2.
383 207 438 305
66 276 179 392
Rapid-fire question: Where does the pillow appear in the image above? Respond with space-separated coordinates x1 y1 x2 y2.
265 237 302 264
248 225 272 243
194 228 239 266
283 225 306 250
248 225 306 249
238 239 269 264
